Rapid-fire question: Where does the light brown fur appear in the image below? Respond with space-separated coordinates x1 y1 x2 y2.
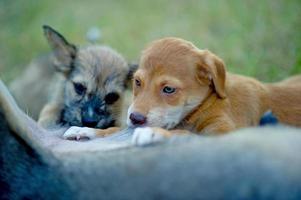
128 37 301 137
10 26 135 132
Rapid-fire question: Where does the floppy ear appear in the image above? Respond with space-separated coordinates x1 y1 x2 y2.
43 25 77 74
196 50 226 98
125 63 138 89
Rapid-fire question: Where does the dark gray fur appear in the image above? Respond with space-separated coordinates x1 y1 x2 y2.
0 111 71 199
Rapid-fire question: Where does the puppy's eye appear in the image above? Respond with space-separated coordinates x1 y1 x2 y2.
105 92 120 104
73 82 86 95
135 79 141 87
162 86 176 94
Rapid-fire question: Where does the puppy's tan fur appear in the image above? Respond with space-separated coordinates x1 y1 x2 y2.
10 26 134 133
128 37 301 136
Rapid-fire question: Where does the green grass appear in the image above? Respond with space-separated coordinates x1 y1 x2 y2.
0 0 301 83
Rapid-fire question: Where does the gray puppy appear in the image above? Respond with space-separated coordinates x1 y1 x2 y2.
10 25 136 129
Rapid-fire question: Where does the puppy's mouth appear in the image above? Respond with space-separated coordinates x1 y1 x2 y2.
60 109 116 128
127 111 181 130
127 120 176 130
85 117 115 129
128 123 147 129
64 119 115 129
147 111 182 130
162 122 178 130
98 119 115 129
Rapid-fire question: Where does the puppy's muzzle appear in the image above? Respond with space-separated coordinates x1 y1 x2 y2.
82 107 99 127
129 112 147 126
81 96 109 128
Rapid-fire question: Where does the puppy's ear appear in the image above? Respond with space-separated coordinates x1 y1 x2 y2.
125 63 138 89
43 25 77 74
196 50 226 98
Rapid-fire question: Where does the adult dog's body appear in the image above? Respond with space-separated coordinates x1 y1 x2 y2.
10 26 134 131
126 37 301 145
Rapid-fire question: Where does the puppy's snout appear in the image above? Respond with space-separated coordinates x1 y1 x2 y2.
82 117 98 128
82 107 99 128
82 110 99 127
129 112 147 126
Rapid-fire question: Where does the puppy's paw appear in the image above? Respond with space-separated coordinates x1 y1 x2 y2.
63 126 96 141
132 127 165 146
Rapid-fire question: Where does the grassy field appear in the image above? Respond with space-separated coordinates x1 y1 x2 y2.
0 0 300 83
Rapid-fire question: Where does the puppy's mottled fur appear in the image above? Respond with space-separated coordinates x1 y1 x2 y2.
10 26 135 130
127 37 301 145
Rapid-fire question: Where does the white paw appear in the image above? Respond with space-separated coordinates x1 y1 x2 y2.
132 127 165 146
63 126 96 140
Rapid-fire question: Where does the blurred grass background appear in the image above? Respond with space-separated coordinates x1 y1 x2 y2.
0 0 300 83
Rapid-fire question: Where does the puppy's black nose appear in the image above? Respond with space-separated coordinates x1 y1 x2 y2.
130 112 147 126
82 118 98 128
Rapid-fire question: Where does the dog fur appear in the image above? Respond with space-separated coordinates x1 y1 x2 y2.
10 26 135 130
127 37 301 145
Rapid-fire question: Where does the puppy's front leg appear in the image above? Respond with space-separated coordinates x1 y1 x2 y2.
63 126 121 140
38 103 63 129
132 127 189 146
200 120 236 135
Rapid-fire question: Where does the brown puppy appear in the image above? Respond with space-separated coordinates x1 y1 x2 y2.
128 37 301 145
